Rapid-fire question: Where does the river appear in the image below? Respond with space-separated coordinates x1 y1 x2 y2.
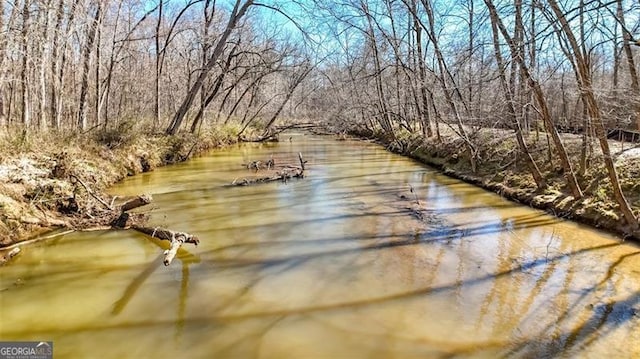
1 134 639 358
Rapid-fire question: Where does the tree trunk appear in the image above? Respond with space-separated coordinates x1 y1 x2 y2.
94 7 102 125
411 0 432 137
154 0 163 129
166 0 254 135
78 1 102 131
488 12 546 190
362 0 394 138
20 0 31 127
485 0 583 198
49 0 65 129
37 0 53 131
548 0 638 229
616 0 640 130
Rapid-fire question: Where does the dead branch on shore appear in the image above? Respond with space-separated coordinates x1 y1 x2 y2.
232 152 307 186
70 174 113 210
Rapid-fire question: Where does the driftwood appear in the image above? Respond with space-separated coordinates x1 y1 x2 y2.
244 156 275 171
110 195 153 228
73 194 200 266
0 248 21 265
232 152 307 186
119 194 152 212
131 225 199 266
1 190 197 267
107 195 199 266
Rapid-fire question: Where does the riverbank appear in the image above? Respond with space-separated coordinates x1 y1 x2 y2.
0 122 248 250
350 127 640 241
3 124 639 255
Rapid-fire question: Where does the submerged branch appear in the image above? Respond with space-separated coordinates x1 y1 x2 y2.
75 193 199 266
131 225 200 266
231 153 307 186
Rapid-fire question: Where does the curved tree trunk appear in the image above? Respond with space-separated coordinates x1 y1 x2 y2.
488 12 546 190
166 0 254 135
548 0 638 229
485 0 583 199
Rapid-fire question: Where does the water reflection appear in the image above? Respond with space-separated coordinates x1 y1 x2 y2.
1 134 639 358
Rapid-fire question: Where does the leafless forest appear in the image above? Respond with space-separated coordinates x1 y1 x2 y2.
1 1 640 226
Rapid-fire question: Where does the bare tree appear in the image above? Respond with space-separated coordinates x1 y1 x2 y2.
547 0 638 229
20 0 31 126
166 0 254 135
616 0 640 130
488 8 546 190
422 0 477 171
361 0 394 138
190 43 239 133
262 60 314 131
409 0 432 137
484 0 583 198
77 0 102 130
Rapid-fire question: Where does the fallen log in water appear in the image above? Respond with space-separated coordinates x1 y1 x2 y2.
110 195 154 228
131 225 200 266
79 194 199 266
231 168 304 186
119 194 153 212
231 152 307 186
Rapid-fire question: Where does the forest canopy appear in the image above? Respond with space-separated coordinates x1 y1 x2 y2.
1 0 639 135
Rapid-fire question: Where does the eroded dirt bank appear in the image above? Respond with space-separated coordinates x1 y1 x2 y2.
0 124 243 251
347 128 640 241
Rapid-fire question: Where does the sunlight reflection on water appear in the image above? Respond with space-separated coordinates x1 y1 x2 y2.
1 134 639 358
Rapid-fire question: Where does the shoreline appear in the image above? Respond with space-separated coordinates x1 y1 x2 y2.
3 127 639 261
0 125 244 252
348 128 640 242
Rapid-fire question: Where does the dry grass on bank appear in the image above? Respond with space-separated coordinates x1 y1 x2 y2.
0 122 251 246
362 126 640 238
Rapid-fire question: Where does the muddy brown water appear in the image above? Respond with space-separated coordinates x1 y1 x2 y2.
1 134 639 358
